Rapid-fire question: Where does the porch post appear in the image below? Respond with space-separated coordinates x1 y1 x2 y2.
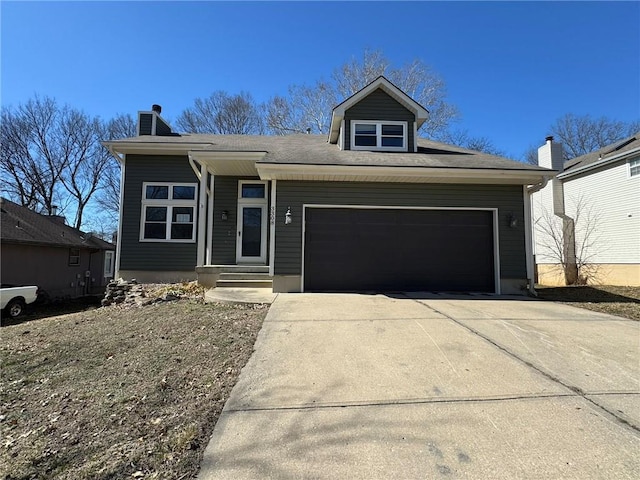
197 162 207 266
523 185 535 291
206 174 214 265
269 179 277 277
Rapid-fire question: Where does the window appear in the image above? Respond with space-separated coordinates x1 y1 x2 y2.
104 251 115 277
69 248 80 266
238 181 267 200
351 120 407 152
630 158 640 177
140 183 197 242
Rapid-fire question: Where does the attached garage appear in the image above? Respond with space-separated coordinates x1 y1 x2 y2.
303 207 497 293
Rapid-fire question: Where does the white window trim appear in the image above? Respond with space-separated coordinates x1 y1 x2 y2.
238 180 268 202
350 120 408 152
104 251 115 278
139 182 198 243
236 180 269 264
629 157 640 178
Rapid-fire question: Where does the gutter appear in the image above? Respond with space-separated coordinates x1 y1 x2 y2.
526 176 549 194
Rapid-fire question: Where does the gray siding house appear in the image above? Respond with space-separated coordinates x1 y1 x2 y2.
104 77 554 294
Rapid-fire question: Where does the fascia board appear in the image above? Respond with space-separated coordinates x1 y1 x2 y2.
558 146 640 180
256 163 556 184
189 150 267 161
103 141 214 156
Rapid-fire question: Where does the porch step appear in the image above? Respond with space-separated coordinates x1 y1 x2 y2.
216 279 273 289
218 272 271 281
196 265 272 290
209 265 269 274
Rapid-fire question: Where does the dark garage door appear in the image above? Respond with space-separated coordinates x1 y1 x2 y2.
304 208 495 292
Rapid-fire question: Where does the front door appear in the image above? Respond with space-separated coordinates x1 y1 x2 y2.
236 181 268 264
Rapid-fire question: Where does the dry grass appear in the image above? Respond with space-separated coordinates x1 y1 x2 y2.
0 299 268 479
535 285 640 320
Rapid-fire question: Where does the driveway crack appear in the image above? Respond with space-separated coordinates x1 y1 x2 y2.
408 297 640 434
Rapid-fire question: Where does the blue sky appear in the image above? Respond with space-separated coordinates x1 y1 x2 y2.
2 1 639 160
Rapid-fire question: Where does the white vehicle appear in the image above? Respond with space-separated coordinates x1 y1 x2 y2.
1 285 39 318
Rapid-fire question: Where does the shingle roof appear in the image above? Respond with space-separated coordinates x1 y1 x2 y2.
0 198 114 250
107 133 551 172
564 131 640 171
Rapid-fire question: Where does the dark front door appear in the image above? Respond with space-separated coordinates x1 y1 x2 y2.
303 208 495 292
236 204 266 263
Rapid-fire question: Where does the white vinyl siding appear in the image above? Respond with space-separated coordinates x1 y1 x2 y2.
563 161 640 264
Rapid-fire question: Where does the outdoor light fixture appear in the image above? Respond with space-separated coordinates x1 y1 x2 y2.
508 213 518 228
285 207 292 225
221 210 228 221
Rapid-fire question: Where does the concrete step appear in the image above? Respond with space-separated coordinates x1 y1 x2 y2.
216 279 273 289
205 287 276 305
218 273 272 281
211 265 269 274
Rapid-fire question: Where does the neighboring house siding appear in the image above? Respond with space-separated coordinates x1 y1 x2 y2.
120 155 198 271
563 159 640 264
275 182 526 279
139 113 153 135
344 89 415 151
1 243 108 297
531 179 557 263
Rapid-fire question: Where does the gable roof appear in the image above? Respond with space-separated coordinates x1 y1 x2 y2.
0 198 114 250
328 76 430 144
560 131 640 179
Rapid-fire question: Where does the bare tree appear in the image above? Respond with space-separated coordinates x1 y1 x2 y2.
524 114 640 164
58 111 113 229
175 91 263 134
266 49 459 138
264 95 304 135
1 96 71 216
95 114 136 219
437 129 506 156
534 195 604 285
0 96 131 230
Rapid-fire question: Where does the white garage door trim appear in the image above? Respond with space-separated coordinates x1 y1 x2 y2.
301 204 501 294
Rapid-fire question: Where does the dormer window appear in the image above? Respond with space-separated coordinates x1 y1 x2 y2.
351 120 407 152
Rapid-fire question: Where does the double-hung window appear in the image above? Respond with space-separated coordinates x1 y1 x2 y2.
104 251 115 277
351 120 407 152
140 183 197 242
629 158 640 177
68 248 80 266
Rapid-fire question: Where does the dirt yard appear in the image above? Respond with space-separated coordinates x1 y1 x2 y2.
536 285 640 321
1 296 268 479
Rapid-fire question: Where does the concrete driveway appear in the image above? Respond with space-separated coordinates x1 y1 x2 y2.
199 293 639 479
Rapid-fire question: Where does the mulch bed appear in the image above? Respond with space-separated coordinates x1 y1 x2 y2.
535 285 640 321
1 296 268 479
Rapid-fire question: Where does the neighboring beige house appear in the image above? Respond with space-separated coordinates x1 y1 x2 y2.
532 133 640 286
1 198 115 298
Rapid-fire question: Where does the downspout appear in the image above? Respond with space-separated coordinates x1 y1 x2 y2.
525 177 549 296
